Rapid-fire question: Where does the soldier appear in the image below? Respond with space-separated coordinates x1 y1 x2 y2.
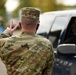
0 7 54 75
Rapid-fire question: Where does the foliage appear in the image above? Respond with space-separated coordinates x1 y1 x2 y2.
31 0 57 12
0 0 6 16
13 0 58 18
0 0 7 26
13 0 68 18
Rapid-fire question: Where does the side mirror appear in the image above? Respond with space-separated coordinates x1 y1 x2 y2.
57 44 76 55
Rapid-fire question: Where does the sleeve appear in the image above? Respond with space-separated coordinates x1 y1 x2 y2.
0 39 6 57
42 45 54 75
0 31 11 57
0 33 11 38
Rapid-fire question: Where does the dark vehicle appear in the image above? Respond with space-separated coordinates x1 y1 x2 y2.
37 10 76 75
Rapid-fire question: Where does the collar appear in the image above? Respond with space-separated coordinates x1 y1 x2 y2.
20 32 35 37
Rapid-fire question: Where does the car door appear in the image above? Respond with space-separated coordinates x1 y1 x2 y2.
48 15 69 48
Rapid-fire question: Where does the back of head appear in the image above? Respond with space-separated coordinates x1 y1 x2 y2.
21 7 40 26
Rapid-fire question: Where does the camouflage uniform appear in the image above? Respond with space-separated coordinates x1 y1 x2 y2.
0 7 54 75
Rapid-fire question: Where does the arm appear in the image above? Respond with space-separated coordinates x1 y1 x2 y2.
0 21 19 38
42 45 54 75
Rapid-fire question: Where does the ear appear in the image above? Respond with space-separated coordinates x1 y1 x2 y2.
36 21 40 30
18 22 22 29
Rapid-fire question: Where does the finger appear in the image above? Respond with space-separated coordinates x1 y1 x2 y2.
9 20 13 29
12 23 19 31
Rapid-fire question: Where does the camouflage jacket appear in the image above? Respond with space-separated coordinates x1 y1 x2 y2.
0 32 54 75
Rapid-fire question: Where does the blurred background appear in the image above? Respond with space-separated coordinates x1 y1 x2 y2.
0 0 76 26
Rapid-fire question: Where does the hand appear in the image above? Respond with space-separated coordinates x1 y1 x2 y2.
3 21 19 35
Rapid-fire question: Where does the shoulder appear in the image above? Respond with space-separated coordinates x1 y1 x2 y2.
34 35 52 48
35 35 51 43
0 35 19 43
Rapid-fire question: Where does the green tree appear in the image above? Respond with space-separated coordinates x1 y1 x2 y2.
0 0 6 18
0 0 7 25
32 0 57 12
13 0 58 18
13 0 67 18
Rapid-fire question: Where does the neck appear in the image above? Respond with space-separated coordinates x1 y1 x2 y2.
21 28 36 34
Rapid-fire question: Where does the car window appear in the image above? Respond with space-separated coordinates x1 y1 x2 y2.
51 16 69 32
37 14 55 34
59 17 76 44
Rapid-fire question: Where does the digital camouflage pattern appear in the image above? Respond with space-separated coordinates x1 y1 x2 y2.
0 32 54 75
21 7 40 20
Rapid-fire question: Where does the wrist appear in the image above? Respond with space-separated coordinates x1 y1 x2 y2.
1 33 12 38
3 31 12 36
